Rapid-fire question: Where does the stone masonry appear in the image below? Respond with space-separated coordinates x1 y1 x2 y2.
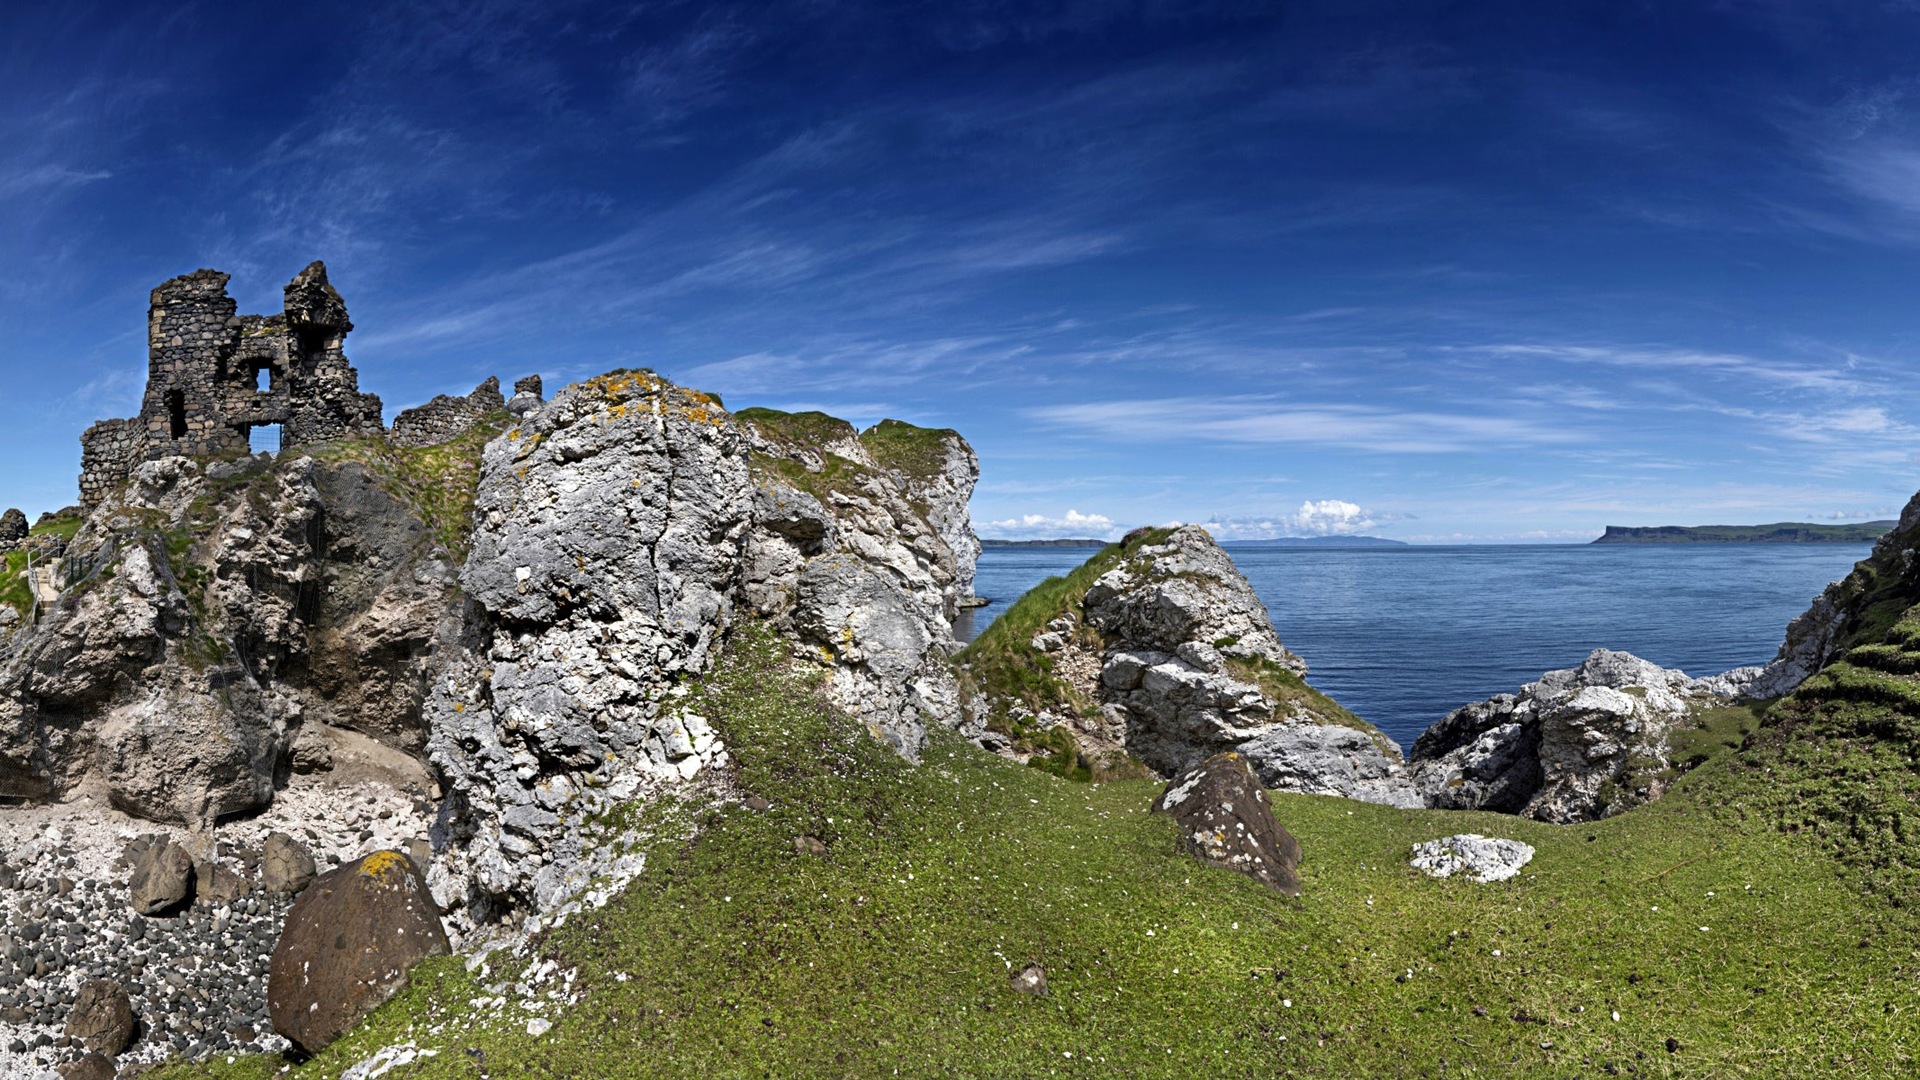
78 262 385 506
388 377 507 448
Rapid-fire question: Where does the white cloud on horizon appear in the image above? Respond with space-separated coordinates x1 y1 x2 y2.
981 508 1119 540
1197 499 1382 539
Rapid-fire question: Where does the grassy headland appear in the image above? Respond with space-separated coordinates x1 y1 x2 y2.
149 619 1920 1078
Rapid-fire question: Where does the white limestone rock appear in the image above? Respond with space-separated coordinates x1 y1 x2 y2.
1408 648 1745 823
1410 834 1535 883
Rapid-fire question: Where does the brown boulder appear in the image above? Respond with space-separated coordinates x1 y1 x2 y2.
266 850 450 1053
1152 751 1302 895
64 978 134 1055
127 838 192 915
260 831 316 895
195 859 251 904
57 1053 116 1080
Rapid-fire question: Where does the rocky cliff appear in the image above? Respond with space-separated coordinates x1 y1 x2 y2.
0 367 981 924
1742 491 1920 700
0 363 984 1069
957 525 1418 806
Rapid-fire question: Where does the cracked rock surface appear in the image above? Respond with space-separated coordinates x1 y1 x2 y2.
1408 648 1742 823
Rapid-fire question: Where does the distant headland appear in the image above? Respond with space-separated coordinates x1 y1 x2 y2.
980 535 1408 549
1592 521 1895 544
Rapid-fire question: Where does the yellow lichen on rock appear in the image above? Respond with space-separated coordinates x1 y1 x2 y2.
357 850 411 883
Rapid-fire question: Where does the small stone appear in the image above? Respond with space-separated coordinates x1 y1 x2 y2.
793 836 827 857
57 1053 116 1080
1010 963 1047 996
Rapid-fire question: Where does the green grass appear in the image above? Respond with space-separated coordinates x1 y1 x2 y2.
1667 701 1769 773
856 419 961 484
735 408 858 454
151 625 1920 1079
0 548 31 622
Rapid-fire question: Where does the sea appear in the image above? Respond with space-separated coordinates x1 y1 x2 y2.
955 542 1875 750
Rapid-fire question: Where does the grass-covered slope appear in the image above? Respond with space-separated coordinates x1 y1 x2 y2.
1743 605 1920 905
152 625 1920 1077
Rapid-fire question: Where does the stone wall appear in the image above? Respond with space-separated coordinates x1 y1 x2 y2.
78 419 143 508
77 262 386 507
388 378 507 448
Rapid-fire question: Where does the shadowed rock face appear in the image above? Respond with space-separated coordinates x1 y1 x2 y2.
1152 751 1301 895
0 454 459 824
267 849 450 1054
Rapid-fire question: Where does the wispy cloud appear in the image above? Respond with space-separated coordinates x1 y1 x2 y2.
1029 397 1587 454
1475 344 1868 394
0 164 111 199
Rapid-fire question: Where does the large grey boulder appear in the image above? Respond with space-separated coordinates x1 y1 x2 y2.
1238 722 1423 809
1408 648 1734 823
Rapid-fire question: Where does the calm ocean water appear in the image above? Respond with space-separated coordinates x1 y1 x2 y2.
956 543 1874 749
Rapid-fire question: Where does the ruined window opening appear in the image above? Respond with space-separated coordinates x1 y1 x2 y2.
166 389 186 439
248 423 282 456
251 362 270 393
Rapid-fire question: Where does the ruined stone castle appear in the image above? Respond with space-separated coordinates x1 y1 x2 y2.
78 262 539 506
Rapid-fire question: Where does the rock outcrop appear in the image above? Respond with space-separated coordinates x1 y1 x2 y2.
738 409 980 758
1152 751 1301 894
961 525 1418 807
267 849 450 1054
1407 649 1738 823
0 508 25 551
423 381 982 919
0 264 988 1066
0 451 460 823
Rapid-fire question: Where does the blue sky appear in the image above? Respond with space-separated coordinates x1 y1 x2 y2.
6 1 1920 541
